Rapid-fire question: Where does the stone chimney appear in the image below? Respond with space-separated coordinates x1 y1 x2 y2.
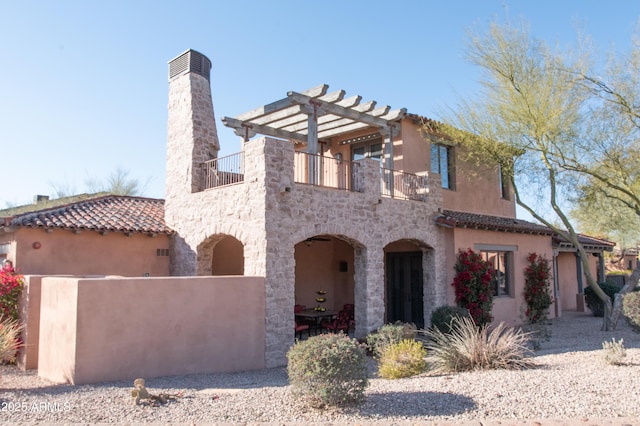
166 49 220 199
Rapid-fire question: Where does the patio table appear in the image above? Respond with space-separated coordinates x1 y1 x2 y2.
295 309 337 334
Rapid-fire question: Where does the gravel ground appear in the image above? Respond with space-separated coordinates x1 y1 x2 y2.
1 311 640 425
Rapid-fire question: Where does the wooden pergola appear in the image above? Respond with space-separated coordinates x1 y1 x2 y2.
221 84 407 173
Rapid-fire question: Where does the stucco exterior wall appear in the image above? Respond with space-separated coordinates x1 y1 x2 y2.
447 227 555 326
8 228 169 277
38 275 265 385
439 146 516 218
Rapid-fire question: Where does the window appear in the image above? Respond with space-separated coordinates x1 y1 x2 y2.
0 244 9 263
351 139 383 162
430 144 454 189
499 164 510 200
480 250 512 296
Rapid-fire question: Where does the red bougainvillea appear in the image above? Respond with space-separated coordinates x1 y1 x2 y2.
0 263 24 321
452 248 494 326
523 252 553 324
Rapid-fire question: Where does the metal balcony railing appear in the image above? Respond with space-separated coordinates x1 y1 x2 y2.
294 152 361 192
202 152 245 189
380 167 429 202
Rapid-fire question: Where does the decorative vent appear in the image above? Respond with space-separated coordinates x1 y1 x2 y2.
168 49 211 81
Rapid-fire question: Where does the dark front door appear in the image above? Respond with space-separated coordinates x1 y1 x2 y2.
386 251 424 328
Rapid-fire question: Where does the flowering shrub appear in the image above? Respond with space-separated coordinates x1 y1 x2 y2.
523 253 553 324
0 263 23 321
452 249 494 326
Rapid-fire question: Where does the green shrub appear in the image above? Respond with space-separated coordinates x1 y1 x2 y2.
287 333 368 408
378 339 427 379
622 291 640 332
602 338 626 365
584 283 620 317
0 317 23 363
365 321 417 357
430 305 471 334
424 316 533 373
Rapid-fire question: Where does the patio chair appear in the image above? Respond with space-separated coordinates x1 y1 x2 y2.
343 303 355 326
295 319 310 339
321 310 350 334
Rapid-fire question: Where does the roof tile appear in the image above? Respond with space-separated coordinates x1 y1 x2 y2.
3 195 172 235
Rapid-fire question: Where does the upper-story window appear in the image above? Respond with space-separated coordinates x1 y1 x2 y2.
499 164 510 200
351 138 383 162
430 144 454 189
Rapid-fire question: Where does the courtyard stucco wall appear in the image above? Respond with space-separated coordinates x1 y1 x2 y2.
38 275 265 385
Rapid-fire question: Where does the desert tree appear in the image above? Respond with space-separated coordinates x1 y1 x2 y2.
431 21 622 328
51 166 149 197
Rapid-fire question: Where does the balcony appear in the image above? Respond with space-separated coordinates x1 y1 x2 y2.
202 152 245 189
201 150 429 202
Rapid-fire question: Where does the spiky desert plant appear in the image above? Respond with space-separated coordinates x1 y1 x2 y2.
602 338 627 365
424 316 533 373
0 317 23 363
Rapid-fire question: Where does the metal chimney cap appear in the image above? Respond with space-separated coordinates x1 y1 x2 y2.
168 49 211 82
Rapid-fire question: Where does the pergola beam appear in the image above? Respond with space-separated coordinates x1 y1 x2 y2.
223 85 407 143
235 84 328 122
222 116 307 142
287 91 404 129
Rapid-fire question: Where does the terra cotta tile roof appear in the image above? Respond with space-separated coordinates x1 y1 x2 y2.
436 209 615 250
2 195 172 235
436 209 553 235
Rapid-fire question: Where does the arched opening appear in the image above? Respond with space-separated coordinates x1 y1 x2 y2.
212 236 244 275
197 234 244 276
294 235 356 334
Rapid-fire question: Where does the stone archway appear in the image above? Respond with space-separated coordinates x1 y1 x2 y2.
196 234 244 276
294 235 355 313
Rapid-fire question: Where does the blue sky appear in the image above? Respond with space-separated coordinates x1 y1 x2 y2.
1 1 639 211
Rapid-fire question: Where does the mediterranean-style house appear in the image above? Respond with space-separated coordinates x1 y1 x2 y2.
163 49 613 366
2 49 615 374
